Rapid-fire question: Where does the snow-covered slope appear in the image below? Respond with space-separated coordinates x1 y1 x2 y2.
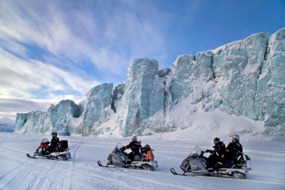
0 133 284 190
14 27 285 137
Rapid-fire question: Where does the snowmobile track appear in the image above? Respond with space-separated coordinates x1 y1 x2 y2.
62 143 81 190
170 168 195 176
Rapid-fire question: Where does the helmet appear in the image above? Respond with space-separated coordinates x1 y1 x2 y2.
144 144 150 149
52 132 57 136
231 134 240 143
131 136 137 141
41 138 50 144
213 137 220 144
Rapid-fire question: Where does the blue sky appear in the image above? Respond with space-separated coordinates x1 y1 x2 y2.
0 0 284 120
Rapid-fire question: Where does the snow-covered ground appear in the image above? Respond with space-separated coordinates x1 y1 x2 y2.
0 132 284 190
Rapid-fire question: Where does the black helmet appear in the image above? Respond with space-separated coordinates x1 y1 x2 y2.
144 144 150 149
52 132 57 136
213 137 220 144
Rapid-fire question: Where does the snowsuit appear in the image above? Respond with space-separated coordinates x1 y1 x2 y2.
50 136 60 152
206 141 226 170
225 142 243 167
121 141 142 161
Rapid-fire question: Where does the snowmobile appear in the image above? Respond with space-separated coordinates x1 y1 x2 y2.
97 143 158 171
27 138 71 161
170 146 251 179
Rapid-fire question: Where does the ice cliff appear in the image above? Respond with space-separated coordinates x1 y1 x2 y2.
14 28 285 136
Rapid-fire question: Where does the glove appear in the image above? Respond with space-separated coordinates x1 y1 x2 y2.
205 149 213 153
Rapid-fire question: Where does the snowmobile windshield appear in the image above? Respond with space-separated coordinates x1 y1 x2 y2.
111 143 124 154
115 143 124 149
41 138 49 144
190 146 202 156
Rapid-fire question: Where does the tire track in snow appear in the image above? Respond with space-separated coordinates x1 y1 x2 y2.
73 162 191 190
0 160 29 189
69 142 190 189
62 142 82 190
72 164 135 190
0 158 52 190
31 159 60 190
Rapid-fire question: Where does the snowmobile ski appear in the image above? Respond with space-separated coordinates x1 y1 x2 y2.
170 168 195 176
97 160 156 171
27 153 37 159
170 168 181 175
97 161 109 167
97 161 130 168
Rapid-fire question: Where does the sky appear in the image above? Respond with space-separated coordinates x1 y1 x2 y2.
0 0 285 120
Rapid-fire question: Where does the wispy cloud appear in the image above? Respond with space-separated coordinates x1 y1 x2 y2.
0 97 63 119
0 0 170 119
0 48 98 97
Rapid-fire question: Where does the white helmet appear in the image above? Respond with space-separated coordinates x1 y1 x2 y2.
131 136 137 141
231 134 240 142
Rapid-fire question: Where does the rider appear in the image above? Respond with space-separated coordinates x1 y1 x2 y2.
225 134 243 166
121 136 142 161
205 137 226 171
50 132 60 152
142 144 154 161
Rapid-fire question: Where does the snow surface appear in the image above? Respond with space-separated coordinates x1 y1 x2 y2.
0 132 284 190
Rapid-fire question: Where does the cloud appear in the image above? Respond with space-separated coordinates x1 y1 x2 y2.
0 0 171 75
0 97 55 119
0 0 173 119
0 48 98 97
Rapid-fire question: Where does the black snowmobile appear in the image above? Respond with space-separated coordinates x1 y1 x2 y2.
97 143 158 171
27 138 71 161
170 146 251 179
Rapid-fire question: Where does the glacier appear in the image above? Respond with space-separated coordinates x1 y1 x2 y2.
14 27 285 137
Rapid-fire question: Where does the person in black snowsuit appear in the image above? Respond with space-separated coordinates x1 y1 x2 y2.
225 134 243 167
205 137 226 171
50 132 60 152
120 136 142 162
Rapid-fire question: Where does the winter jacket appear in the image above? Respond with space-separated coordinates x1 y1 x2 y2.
226 142 243 159
50 137 60 152
207 141 226 158
123 141 142 155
